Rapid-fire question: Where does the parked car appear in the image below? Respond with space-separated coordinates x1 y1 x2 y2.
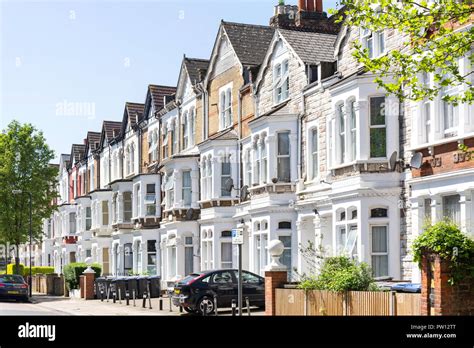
172 269 265 315
0 275 29 302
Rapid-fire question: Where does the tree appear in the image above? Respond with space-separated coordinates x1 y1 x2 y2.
0 121 58 273
332 0 474 104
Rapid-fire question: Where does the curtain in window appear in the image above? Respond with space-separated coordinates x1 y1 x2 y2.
221 242 232 268
277 132 290 182
443 195 461 225
369 97 387 158
371 226 388 277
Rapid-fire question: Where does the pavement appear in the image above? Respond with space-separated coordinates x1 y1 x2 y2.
0 294 265 316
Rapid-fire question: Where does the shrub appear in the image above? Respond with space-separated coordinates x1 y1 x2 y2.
7 263 25 276
298 256 378 292
412 220 474 285
30 267 55 276
63 263 102 290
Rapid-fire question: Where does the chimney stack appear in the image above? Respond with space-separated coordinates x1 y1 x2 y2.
270 0 336 33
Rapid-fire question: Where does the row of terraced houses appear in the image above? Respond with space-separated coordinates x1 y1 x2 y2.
20 0 474 288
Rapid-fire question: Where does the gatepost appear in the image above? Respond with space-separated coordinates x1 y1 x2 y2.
264 240 287 316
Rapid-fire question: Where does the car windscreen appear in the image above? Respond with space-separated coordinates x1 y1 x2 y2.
0 275 25 284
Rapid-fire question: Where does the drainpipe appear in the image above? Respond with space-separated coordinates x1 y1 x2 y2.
238 86 243 196
138 125 142 175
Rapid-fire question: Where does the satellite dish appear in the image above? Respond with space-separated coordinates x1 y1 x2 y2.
224 178 234 193
271 177 278 184
240 185 249 201
185 208 195 221
389 151 398 171
410 152 423 169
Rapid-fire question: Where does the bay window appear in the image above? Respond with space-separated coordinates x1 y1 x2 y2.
221 242 232 269
145 184 156 216
337 103 346 164
182 170 192 206
245 149 252 186
254 141 260 185
441 86 460 138
123 192 132 222
221 155 231 197
147 240 157 275
349 100 357 161
369 96 387 158
171 121 178 155
185 237 194 276
371 225 388 278
69 213 76 234
443 194 460 225
190 108 195 147
277 132 290 182
85 207 91 231
102 201 109 226
261 140 268 184
310 128 319 180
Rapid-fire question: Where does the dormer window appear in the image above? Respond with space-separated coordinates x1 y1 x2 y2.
219 84 233 130
274 59 289 104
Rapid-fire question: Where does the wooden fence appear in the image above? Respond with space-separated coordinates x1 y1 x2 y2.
275 288 421 316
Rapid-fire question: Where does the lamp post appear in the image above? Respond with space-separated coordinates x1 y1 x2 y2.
12 189 33 297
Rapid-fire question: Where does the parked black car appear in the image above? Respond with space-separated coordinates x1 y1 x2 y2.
0 275 29 302
172 269 265 315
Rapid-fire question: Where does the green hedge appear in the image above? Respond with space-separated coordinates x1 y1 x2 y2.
63 263 102 290
30 267 55 276
7 263 25 276
6 264 55 277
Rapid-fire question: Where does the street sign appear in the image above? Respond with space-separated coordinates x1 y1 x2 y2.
232 228 243 245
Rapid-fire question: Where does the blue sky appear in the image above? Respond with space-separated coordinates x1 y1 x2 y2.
0 0 339 162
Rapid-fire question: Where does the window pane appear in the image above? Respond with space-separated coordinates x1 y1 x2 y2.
370 128 387 158
278 132 290 155
370 97 385 125
124 243 133 270
443 195 460 224
185 246 193 276
279 236 291 248
372 226 388 253
277 158 290 182
147 240 156 253
372 255 388 277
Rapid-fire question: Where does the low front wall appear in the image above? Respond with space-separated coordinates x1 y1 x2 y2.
275 289 421 316
31 274 64 296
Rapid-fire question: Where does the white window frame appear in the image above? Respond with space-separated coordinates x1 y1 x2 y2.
309 127 319 180
277 131 291 183
273 59 290 105
219 83 233 130
360 28 385 59
370 224 389 278
348 100 357 162
337 103 346 164
369 96 387 159
182 170 192 207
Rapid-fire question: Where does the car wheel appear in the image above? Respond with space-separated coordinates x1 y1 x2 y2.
198 296 215 315
19 296 29 303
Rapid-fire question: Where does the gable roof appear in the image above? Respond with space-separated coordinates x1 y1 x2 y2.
124 102 145 130
86 131 101 153
100 121 122 148
148 85 177 113
278 29 337 65
222 21 275 67
183 57 210 85
70 144 86 165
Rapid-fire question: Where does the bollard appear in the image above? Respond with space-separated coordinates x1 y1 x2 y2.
106 287 110 302
169 296 173 312
113 291 116 304
159 297 163 311
142 294 147 308
203 302 208 317
100 290 104 302
246 297 250 316
132 289 136 307
231 299 236 316
126 292 130 306
214 296 218 316
179 306 183 313
118 288 122 304
147 283 152 309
